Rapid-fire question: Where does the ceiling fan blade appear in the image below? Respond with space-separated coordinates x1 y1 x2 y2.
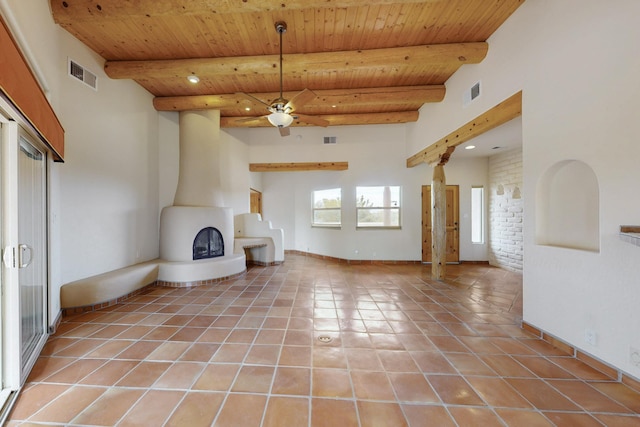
294 114 330 127
234 115 269 125
285 88 317 112
279 127 291 137
237 92 271 109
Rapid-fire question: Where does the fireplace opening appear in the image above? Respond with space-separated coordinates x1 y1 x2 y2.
193 227 224 260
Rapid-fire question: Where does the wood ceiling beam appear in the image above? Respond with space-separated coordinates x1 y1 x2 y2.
153 85 445 111
406 91 522 167
51 0 438 23
221 111 419 128
249 162 349 172
104 43 488 80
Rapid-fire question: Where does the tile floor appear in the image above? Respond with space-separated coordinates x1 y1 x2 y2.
7 254 640 426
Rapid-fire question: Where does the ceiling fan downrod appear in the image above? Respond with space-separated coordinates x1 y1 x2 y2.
275 21 287 103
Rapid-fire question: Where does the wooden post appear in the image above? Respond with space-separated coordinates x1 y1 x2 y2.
431 164 447 280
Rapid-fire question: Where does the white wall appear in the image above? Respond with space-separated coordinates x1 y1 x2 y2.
247 124 488 261
3 0 162 321
407 0 640 378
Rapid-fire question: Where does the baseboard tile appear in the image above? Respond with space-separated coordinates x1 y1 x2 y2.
522 321 639 392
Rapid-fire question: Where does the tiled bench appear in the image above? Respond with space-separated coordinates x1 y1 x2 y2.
60 259 159 313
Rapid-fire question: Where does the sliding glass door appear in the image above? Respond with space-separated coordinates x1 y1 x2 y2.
0 121 49 411
17 133 47 377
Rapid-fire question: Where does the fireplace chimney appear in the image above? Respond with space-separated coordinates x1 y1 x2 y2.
173 110 224 207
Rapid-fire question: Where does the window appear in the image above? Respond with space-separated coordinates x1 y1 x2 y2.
356 186 401 228
312 188 341 227
471 186 484 243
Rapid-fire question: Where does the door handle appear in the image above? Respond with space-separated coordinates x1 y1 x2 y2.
18 244 32 268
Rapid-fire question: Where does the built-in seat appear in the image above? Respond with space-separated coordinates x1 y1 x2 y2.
233 213 284 265
60 259 159 311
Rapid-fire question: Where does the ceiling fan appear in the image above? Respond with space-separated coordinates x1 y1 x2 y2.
238 21 330 137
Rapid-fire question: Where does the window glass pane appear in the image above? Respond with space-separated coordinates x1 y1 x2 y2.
471 186 484 243
312 188 341 226
356 186 401 228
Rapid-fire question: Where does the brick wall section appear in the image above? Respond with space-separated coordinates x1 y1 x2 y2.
488 147 523 272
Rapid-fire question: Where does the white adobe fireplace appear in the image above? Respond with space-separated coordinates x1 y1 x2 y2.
157 110 246 285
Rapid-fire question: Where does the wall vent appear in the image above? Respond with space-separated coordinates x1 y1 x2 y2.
463 81 481 106
323 136 337 144
68 59 98 90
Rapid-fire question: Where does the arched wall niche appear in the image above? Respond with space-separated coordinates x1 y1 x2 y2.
536 160 600 252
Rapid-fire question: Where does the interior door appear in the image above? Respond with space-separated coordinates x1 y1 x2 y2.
250 188 262 215
422 185 459 263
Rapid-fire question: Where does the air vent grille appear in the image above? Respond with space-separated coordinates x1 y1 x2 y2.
68 59 98 90
323 136 337 144
463 81 481 106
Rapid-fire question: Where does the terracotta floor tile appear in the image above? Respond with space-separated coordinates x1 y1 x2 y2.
311 398 359 427
25 356 76 382
197 327 231 343
494 408 555 426
548 379 634 413
271 367 311 396
165 391 224 427
513 355 575 379
28 385 105 423
466 376 532 408
118 390 184 427
448 406 505 426
480 354 534 377
378 350 420 372
594 414 640 426
9 384 72 421
254 329 285 345
192 363 240 391
146 341 191 361
428 335 469 352
210 343 250 362
428 375 484 406
116 361 172 387
245 344 281 365
231 365 275 393
587 382 640 413
351 370 396 400
388 372 439 403
358 401 408 426
214 393 267 427
179 342 220 362
72 387 145 426
345 348 383 370
115 340 162 360
275 345 310 367
44 359 106 384
155 362 205 389
263 396 309 427
402 404 456 427
312 347 348 368
445 352 497 376
79 359 139 386
505 378 581 411
543 411 603 427
312 368 353 398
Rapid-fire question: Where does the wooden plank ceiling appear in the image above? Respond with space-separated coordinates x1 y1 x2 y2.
50 0 524 129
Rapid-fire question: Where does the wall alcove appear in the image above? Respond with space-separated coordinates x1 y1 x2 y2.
536 160 600 252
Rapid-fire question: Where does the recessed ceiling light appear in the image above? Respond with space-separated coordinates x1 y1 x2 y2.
245 107 251 111
465 145 476 150
187 75 200 84
331 105 337 108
